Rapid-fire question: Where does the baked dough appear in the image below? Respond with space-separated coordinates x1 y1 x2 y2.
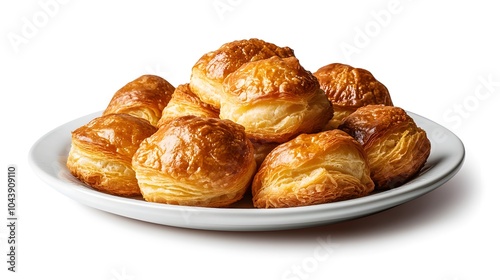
132 116 256 207
190 38 295 108
66 113 157 196
157 83 219 127
252 129 374 208
339 105 431 190
313 63 393 129
220 56 333 143
103 75 175 127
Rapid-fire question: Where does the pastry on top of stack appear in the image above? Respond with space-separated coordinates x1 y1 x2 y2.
220 55 333 144
189 38 333 167
190 38 295 109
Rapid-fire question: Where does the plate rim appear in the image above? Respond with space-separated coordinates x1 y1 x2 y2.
28 111 465 231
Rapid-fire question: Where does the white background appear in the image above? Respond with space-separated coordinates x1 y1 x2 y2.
1 0 499 279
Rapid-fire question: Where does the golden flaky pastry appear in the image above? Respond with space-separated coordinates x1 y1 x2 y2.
103 75 175 127
189 38 295 108
220 56 333 143
252 129 374 208
66 113 157 196
339 105 431 190
132 116 256 207
252 141 280 169
157 83 219 127
313 63 393 129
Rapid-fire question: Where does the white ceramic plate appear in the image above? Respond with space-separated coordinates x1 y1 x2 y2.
29 111 465 231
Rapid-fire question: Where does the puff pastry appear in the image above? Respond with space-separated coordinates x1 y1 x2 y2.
313 63 393 129
220 56 333 143
66 113 157 196
157 83 219 127
339 105 431 190
132 116 256 207
103 75 175 127
190 38 295 108
252 129 374 208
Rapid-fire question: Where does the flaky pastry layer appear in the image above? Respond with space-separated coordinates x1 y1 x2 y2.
103 75 175 127
314 63 393 129
189 38 295 108
67 114 157 196
220 56 333 143
157 83 219 127
252 129 374 208
132 116 256 207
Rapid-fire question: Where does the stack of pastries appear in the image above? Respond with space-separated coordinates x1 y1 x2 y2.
67 38 431 208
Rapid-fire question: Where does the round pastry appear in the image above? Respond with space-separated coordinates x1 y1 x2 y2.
103 74 175 127
189 38 295 108
132 116 257 207
220 56 333 143
313 63 393 129
338 105 431 190
66 113 157 197
252 129 374 208
157 83 219 128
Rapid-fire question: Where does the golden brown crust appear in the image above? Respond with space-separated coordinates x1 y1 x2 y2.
339 105 431 190
220 56 333 143
190 38 295 108
132 116 256 207
252 129 374 208
314 63 393 129
103 75 175 127
66 114 157 197
157 84 219 127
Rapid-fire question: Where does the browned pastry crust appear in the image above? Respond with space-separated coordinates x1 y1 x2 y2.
66 113 157 197
252 129 374 208
220 56 333 143
313 63 393 129
132 116 257 207
157 83 219 127
190 38 295 108
339 105 431 190
103 75 175 127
